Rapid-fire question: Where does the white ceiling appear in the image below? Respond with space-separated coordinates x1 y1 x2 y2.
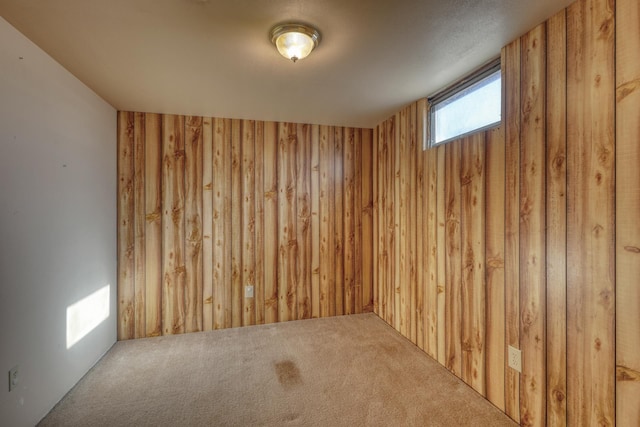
0 0 573 128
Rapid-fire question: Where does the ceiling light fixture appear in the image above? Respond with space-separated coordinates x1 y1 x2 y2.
270 23 321 63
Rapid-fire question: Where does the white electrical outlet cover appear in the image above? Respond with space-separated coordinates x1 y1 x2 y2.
245 285 254 298
508 346 522 373
8 366 19 392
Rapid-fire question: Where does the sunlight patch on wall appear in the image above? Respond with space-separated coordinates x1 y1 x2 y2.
66 285 110 349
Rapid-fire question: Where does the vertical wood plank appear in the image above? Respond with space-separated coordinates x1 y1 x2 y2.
372 126 379 315
334 127 344 316
133 112 146 339
461 133 486 395
445 139 462 376
117 111 135 340
319 125 335 318
297 123 312 319
377 123 388 321
230 119 242 328
387 117 396 328
354 129 373 313
242 120 256 327
414 103 424 357
185 116 203 334
567 0 616 424
254 121 265 325
397 109 408 337
222 119 233 329
416 102 426 351
616 0 640 424
278 123 297 322
485 126 506 410
409 103 418 345
212 117 232 329
361 129 374 313
393 112 403 332
503 40 521 422
343 127 355 315
519 24 547 426
161 114 186 335
201 117 213 332
353 129 364 314
425 142 439 359
144 113 162 337
436 144 446 365
378 123 387 322
311 124 321 318
263 121 279 324
546 10 567 426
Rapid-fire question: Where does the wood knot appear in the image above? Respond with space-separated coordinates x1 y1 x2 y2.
594 74 602 87
617 78 640 102
553 154 565 171
595 172 603 185
617 365 640 381
592 224 604 237
553 389 565 402
594 337 602 351
599 288 612 308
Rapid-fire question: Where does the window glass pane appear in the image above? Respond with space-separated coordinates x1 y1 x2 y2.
431 70 501 145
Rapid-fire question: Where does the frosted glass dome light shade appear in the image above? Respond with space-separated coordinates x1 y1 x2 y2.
270 24 320 62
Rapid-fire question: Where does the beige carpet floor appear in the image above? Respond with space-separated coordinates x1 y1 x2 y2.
39 313 516 426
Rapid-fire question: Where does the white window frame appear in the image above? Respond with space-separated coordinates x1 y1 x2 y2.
427 58 502 149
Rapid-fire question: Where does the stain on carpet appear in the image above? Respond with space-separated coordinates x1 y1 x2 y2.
275 360 302 388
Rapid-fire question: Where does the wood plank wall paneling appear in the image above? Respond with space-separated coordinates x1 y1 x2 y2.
254 121 265 325
231 119 243 328
616 0 640 425
161 115 186 336
117 115 373 339
202 118 214 331
503 37 521 423
361 129 374 313
242 119 255 327
319 125 335 318
546 9 567 427
297 123 312 320
334 128 344 317
133 112 146 339
117 111 135 340
212 117 232 329
185 116 203 333
409 104 418 344
311 125 321 318
567 0 615 424
460 132 485 395
445 139 462 377
485 126 505 411
519 23 546 426
116 0 638 424
144 113 162 337
415 100 426 353
435 144 446 366
263 121 278 324
372 0 631 425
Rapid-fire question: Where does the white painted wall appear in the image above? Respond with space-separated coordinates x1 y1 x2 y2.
0 17 117 426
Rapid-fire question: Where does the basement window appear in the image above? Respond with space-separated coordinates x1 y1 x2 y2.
428 59 501 147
